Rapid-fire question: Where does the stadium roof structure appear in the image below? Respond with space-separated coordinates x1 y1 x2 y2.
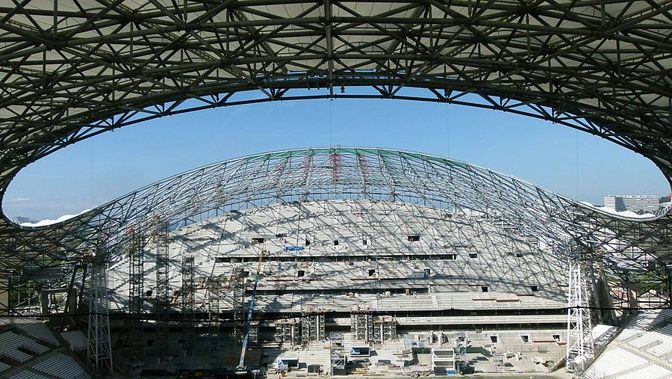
0 2 671 303
1 1 672 182
2 147 672 291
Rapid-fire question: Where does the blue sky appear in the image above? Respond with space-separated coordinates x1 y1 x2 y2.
4 94 670 220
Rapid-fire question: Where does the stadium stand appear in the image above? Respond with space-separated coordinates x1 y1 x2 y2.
0 361 11 374
9 370 51 379
584 310 672 378
14 323 60 346
618 364 672 379
0 319 90 379
31 353 88 378
583 347 648 377
0 331 49 361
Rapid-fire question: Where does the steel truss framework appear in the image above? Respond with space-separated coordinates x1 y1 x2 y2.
125 228 145 359
0 1 671 309
87 256 113 372
566 258 594 374
0 0 671 182
2 147 671 312
180 253 195 356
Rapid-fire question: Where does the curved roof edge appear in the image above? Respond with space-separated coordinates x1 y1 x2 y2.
12 146 671 231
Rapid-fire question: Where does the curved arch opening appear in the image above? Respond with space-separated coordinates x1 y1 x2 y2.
3 94 668 223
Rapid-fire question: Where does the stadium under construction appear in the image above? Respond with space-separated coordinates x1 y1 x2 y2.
1 1 672 378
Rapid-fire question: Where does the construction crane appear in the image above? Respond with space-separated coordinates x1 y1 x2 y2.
237 242 267 370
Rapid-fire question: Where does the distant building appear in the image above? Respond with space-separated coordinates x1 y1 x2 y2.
603 195 660 214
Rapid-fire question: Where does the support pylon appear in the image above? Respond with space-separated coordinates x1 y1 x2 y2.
87 245 113 372
127 229 145 357
181 254 195 356
566 258 594 373
154 218 170 352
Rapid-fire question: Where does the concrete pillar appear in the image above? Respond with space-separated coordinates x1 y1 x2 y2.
593 271 615 324
40 289 50 314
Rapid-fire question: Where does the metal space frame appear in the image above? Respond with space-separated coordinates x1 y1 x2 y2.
0 0 671 189
2 147 671 314
566 258 595 374
87 253 113 372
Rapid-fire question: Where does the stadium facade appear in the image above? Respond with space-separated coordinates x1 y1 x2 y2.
603 195 661 214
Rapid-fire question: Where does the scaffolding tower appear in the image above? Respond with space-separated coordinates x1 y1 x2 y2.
373 315 397 342
181 254 195 356
351 312 396 343
248 321 259 345
154 218 170 352
330 334 346 375
207 275 224 368
351 311 374 342
301 306 326 344
455 332 468 374
230 268 246 340
274 318 302 345
127 229 145 357
566 259 594 373
87 247 113 372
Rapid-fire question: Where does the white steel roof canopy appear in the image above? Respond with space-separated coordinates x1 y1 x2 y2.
2 147 670 292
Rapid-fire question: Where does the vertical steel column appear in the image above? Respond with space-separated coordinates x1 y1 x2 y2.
207 275 223 368
154 219 170 352
65 264 80 316
230 268 245 339
566 258 594 373
87 248 113 372
181 254 195 356
330 334 345 375
0 273 10 315
455 332 468 374
127 230 145 357
667 264 672 307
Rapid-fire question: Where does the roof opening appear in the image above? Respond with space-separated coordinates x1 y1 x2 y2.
407 235 420 242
